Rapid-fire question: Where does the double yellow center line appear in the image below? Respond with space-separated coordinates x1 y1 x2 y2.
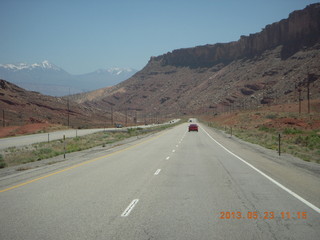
0 131 166 193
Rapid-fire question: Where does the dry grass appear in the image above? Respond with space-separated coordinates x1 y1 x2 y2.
1 123 181 168
203 110 320 163
2 131 121 167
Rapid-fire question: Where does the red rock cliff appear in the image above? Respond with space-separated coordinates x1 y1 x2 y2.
150 3 320 68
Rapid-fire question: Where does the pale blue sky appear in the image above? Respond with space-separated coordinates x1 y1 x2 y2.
0 0 318 74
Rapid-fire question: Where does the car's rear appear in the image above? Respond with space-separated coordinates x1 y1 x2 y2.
188 124 198 132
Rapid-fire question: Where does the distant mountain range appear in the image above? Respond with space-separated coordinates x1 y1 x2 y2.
0 60 137 96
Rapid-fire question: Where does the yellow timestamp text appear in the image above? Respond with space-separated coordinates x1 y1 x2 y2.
219 211 307 220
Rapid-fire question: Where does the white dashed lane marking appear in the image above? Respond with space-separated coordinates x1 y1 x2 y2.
121 199 139 217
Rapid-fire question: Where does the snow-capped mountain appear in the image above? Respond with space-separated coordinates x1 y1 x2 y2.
0 61 137 96
0 60 63 71
106 67 135 75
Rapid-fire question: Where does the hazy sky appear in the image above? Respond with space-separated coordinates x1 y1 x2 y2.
0 0 319 74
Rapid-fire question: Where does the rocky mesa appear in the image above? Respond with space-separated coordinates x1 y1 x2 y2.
155 3 320 68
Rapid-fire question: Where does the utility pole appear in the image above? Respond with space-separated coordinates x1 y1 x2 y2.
67 88 70 127
134 110 137 124
111 106 114 126
298 88 302 114
67 98 70 127
144 111 147 125
307 76 310 114
2 110 4 127
125 108 128 126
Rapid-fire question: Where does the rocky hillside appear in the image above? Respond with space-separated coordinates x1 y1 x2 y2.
0 80 109 128
80 3 320 116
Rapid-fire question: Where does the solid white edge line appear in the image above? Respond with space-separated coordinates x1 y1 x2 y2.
201 126 320 214
121 199 139 217
154 169 161 175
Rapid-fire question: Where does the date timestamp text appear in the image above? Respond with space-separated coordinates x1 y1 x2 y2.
219 211 307 220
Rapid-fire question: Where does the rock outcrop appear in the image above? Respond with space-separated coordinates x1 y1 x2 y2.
150 3 320 68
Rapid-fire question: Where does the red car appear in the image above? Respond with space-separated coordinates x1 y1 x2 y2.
188 124 198 132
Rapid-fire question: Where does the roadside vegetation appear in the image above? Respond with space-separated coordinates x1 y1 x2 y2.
0 154 6 168
203 111 320 163
0 122 181 168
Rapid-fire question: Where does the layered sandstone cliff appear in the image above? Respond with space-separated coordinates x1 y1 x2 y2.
150 3 320 68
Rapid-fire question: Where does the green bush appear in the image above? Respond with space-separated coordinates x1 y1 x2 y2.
127 128 136 135
283 128 303 135
258 125 275 133
306 134 320 150
66 144 82 153
294 135 305 145
0 154 7 168
294 133 320 150
265 114 278 119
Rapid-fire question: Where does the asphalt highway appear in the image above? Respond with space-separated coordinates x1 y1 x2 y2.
0 121 319 239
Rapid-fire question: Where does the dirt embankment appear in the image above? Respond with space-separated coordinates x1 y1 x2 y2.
203 99 320 131
0 123 67 138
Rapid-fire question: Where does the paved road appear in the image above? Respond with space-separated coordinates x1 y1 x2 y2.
0 119 180 150
0 121 319 239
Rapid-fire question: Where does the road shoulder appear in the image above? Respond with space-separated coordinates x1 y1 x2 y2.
200 123 320 211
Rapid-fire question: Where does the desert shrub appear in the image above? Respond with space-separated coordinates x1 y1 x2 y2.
294 135 304 145
258 125 275 133
66 144 82 153
265 114 278 119
283 128 303 135
127 128 136 135
305 134 320 150
32 148 55 160
0 154 6 168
